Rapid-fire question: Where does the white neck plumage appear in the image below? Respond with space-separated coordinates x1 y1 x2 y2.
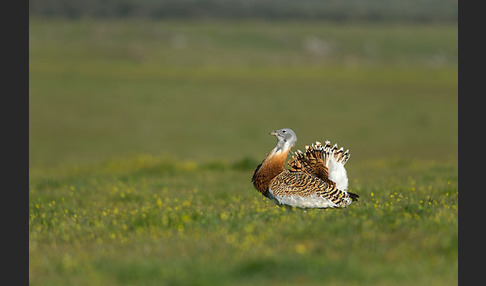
272 140 294 156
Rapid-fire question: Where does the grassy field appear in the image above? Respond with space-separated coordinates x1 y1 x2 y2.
29 19 457 285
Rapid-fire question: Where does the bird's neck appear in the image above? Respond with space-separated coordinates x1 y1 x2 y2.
252 146 291 194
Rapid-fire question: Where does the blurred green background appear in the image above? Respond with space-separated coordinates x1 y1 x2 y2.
29 1 458 285
29 8 457 168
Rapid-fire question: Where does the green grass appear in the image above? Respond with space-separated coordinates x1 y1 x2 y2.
29 156 457 285
29 19 457 285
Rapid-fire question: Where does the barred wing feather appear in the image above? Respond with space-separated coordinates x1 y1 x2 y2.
267 170 352 208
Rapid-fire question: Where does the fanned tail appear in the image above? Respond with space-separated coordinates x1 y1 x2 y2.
289 141 350 169
321 140 351 166
289 146 331 185
289 140 351 191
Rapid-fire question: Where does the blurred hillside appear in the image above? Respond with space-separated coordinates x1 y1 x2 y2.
30 0 457 23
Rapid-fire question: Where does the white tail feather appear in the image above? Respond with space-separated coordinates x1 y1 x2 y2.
327 156 349 190
322 140 349 190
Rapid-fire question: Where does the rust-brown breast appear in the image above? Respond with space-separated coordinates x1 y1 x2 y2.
252 151 289 194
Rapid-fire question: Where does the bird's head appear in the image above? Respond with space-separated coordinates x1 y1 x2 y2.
270 128 297 150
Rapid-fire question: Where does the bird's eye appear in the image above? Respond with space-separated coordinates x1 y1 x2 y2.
282 130 286 133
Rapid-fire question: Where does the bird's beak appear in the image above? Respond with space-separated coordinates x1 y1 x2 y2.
269 130 278 136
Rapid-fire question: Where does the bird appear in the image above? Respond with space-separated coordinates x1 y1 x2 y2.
252 128 359 208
